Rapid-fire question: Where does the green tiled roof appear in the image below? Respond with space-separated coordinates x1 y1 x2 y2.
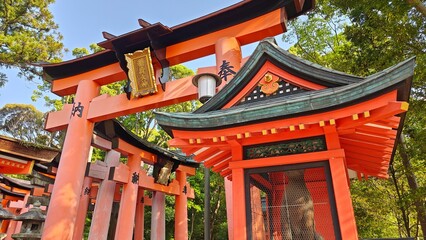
155 39 414 135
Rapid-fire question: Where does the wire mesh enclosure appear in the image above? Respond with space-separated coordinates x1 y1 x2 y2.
245 162 341 240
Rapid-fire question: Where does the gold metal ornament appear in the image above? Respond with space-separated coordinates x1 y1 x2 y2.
125 48 158 98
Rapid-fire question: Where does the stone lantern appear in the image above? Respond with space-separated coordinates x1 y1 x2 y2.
0 203 15 221
11 201 45 240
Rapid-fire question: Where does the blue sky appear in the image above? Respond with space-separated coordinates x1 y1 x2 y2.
0 0 288 112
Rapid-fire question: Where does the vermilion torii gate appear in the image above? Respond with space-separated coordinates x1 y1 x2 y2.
41 1 314 239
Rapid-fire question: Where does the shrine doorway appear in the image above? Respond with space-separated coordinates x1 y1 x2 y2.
245 161 341 240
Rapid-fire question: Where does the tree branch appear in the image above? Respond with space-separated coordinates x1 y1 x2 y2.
405 0 426 17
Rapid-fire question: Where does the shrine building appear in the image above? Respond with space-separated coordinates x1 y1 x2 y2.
155 38 414 239
0 0 412 239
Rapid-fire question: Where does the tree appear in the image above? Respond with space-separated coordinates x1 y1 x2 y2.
0 103 62 147
0 0 64 85
282 0 425 237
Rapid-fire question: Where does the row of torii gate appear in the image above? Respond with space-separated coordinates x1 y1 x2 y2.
40 1 314 239
11 0 412 239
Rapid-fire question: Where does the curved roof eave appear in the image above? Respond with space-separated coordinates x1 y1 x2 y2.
42 0 315 81
41 50 118 82
195 38 364 113
94 120 198 167
155 56 415 132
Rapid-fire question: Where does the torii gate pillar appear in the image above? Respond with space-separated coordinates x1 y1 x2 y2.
215 37 242 240
42 80 100 240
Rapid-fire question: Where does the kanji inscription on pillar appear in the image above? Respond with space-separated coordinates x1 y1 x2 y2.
218 60 236 81
71 102 84 118
131 172 139 184
83 187 91 195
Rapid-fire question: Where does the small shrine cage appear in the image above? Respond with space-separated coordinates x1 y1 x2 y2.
244 161 341 240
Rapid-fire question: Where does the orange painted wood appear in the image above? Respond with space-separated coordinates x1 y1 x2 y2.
174 170 188 240
223 61 326 109
250 174 273 191
193 147 220 162
0 159 34 175
45 76 198 132
166 9 285 65
86 161 109 180
376 116 401 128
88 76 197 122
329 157 359 239
343 133 393 145
115 154 141 240
89 185 99 199
340 138 393 152
44 104 72 132
73 177 93 240
241 126 324 146
172 91 398 141
345 151 390 165
344 145 391 158
324 126 341 149
138 170 181 195
31 187 45 197
346 163 389 179
150 192 166 240
212 160 229 172
345 155 389 169
228 140 243 161
271 189 284 239
180 147 201 156
204 151 231 167
374 120 399 129
215 37 242 88
51 63 126 96
229 149 345 169
42 80 100 240
88 150 119 240
345 158 389 172
250 186 267 239
5 209 18 238
231 168 247 240
337 101 408 130
134 188 145 240
112 138 156 164
220 169 232 178
355 126 397 139
110 163 130 183
176 165 196 176
91 134 112 150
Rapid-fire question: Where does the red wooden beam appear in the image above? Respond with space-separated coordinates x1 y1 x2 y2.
229 149 345 169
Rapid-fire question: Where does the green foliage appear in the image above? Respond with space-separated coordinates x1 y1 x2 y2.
71 43 105 58
283 0 425 238
72 47 89 58
0 103 62 147
0 0 64 82
32 43 106 110
117 65 199 146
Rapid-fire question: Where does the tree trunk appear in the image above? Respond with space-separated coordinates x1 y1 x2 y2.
398 134 426 237
405 0 426 17
389 165 411 236
209 186 223 240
